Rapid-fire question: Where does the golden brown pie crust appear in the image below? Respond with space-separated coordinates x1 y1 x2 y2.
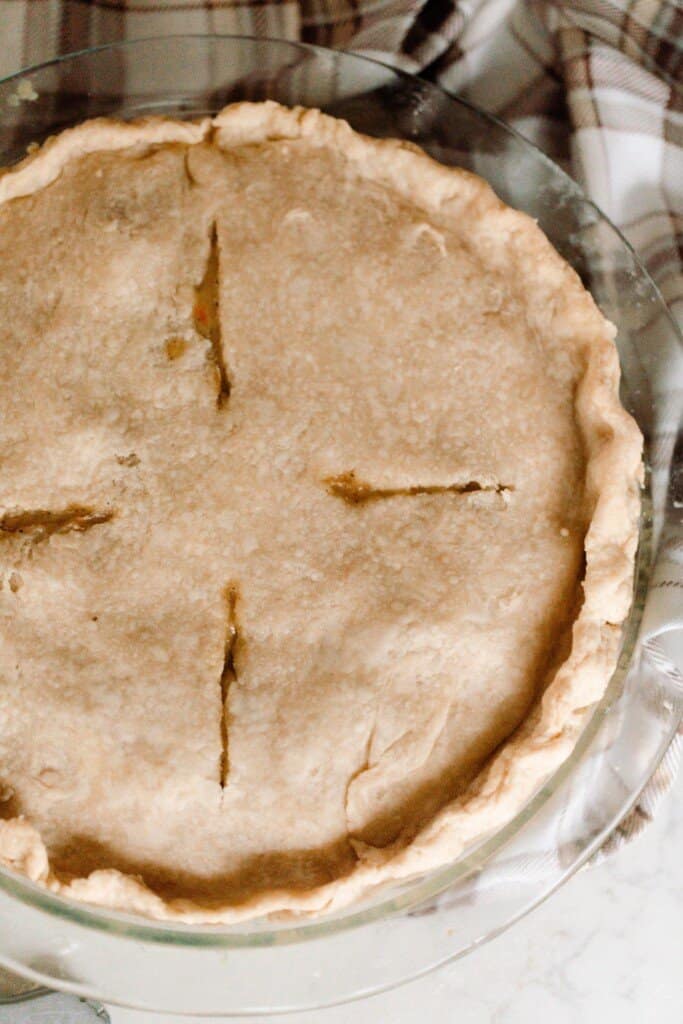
0 103 642 922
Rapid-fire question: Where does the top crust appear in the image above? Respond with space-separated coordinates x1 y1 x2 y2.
0 102 642 923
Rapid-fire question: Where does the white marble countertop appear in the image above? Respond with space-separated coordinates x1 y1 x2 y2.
108 769 683 1022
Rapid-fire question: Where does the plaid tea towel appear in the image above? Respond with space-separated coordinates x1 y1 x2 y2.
0 0 681 851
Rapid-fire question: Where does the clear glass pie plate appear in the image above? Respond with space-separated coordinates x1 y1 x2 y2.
0 35 681 1018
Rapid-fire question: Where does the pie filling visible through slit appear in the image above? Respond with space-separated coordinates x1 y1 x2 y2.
0 102 642 923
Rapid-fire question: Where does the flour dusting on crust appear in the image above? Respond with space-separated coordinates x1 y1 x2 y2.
0 103 642 923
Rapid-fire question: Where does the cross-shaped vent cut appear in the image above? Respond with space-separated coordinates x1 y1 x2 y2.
324 471 511 505
194 223 231 407
219 586 239 790
0 506 114 542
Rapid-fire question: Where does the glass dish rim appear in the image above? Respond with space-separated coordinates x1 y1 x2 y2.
0 33 678 949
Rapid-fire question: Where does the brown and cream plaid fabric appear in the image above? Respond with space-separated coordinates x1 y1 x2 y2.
0 0 681 849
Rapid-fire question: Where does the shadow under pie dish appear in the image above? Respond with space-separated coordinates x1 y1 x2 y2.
0 100 642 924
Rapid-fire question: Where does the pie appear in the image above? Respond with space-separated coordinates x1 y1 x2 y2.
0 102 642 922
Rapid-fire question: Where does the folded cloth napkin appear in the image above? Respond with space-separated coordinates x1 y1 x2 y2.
1 0 681 850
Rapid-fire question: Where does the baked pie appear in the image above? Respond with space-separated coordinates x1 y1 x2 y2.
0 102 642 921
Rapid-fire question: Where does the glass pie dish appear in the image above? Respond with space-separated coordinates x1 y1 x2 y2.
0 35 681 1017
